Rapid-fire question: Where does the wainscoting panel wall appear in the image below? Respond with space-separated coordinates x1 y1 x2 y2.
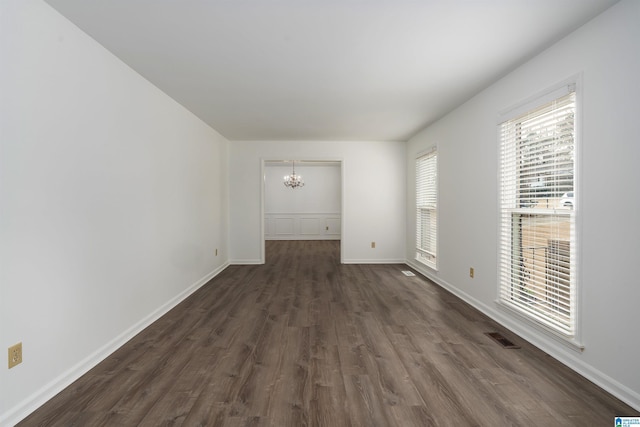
265 213 341 240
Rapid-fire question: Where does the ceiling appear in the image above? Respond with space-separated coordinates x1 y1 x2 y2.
44 0 618 142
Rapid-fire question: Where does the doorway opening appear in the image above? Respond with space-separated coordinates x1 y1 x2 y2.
261 159 344 264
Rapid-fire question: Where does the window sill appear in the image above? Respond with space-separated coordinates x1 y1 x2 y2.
414 257 437 271
495 300 584 353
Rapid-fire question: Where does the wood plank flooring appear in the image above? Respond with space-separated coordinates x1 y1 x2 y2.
19 240 637 426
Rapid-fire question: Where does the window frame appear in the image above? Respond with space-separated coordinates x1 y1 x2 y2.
497 77 583 350
416 147 438 270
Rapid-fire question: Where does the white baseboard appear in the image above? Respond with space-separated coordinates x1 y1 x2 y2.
1 262 230 427
406 259 640 412
342 259 406 264
229 259 263 265
231 258 405 265
265 236 340 240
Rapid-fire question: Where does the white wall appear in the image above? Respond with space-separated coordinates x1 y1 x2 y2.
0 1 229 424
265 164 341 214
406 0 640 409
229 141 406 264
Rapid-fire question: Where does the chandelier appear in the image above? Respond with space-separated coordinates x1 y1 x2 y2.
283 160 304 189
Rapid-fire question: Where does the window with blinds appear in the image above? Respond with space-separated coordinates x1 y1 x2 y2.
499 86 577 337
416 149 437 269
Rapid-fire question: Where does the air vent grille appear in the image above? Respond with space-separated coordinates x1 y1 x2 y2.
484 332 520 349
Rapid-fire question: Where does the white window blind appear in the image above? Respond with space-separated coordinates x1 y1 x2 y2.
416 150 437 269
499 89 577 336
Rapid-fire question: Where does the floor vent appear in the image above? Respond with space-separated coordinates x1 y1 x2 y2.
401 270 416 277
484 332 520 349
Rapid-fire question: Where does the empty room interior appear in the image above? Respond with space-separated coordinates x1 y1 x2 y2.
1 0 639 425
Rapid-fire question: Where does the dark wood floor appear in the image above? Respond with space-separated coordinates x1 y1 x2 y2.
20 240 637 426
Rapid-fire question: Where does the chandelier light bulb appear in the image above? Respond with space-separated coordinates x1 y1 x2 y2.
283 160 304 189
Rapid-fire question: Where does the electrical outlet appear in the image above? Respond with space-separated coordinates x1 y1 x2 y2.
371 241 376 249
8 342 22 369
470 267 474 278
